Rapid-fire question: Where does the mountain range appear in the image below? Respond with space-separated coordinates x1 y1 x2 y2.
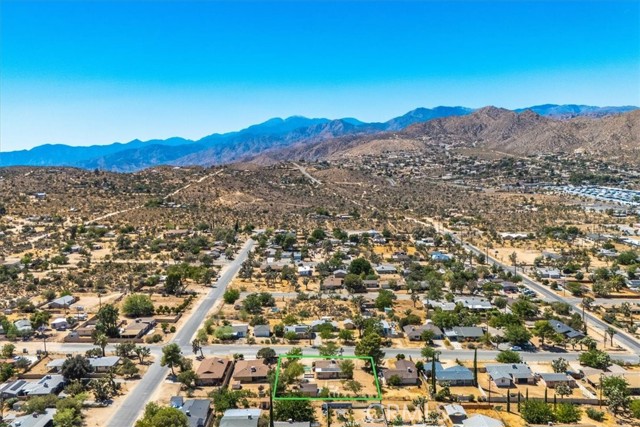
254 106 640 164
0 104 637 172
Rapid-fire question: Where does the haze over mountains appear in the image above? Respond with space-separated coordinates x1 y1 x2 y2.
1 104 637 172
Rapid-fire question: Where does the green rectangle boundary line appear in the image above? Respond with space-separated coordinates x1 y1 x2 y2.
272 354 382 401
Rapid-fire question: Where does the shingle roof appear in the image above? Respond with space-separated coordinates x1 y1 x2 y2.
462 414 504 427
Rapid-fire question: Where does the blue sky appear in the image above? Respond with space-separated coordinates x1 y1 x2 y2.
1 0 639 151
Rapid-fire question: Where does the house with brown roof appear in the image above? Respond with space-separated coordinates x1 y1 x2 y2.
383 360 419 385
232 360 269 383
196 357 233 386
321 277 343 291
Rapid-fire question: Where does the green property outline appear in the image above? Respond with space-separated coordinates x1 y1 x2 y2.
272 354 382 401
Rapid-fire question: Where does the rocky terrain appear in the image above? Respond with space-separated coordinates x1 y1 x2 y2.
2 105 636 171
253 107 640 163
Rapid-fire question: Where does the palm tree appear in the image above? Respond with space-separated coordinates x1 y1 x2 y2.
93 332 108 357
192 339 204 358
606 327 617 348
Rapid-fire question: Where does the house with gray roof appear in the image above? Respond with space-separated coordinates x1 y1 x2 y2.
14 319 32 335
536 267 562 279
445 327 485 342
443 404 467 424
462 414 504 427
374 264 397 275
8 408 57 427
274 422 311 427
170 396 212 427
403 323 443 341
284 324 311 338
253 324 271 338
48 295 76 309
48 356 120 374
536 372 577 389
0 375 65 398
231 324 249 338
548 319 584 339
219 408 261 427
425 362 474 386
485 364 535 387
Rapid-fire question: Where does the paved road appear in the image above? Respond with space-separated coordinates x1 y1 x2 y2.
292 162 322 186
467 242 640 354
105 238 255 427
194 344 638 364
407 217 640 355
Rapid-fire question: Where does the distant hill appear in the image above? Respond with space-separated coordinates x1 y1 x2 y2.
513 104 638 119
255 107 640 163
1 104 636 171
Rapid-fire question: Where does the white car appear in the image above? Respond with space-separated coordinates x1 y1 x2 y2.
510 346 522 351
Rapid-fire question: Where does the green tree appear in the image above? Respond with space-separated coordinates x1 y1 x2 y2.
318 341 340 356
135 403 189 427
348 258 373 276
177 369 198 390
511 298 539 319
339 360 355 379
274 398 316 422
555 383 572 399
30 310 52 332
532 320 555 347
164 272 184 296
61 355 93 381
355 333 384 367
0 363 15 382
520 400 555 424
496 350 522 364
122 294 155 317
115 342 136 358
343 274 364 293
1 343 16 358
89 377 117 403
554 403 581 423
160 343 183 376
95 304 120 338
257 347 277 364
579 349 611 369
118 358 140 379
135 346 151 364
551 358 569 373
602 375 631 415
630 399 640 418
375 289 397 311
223 289 241 304
93 332 109 357
191 339 204 358
208 389 255 414
339 329 354 343
504 324 532 346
